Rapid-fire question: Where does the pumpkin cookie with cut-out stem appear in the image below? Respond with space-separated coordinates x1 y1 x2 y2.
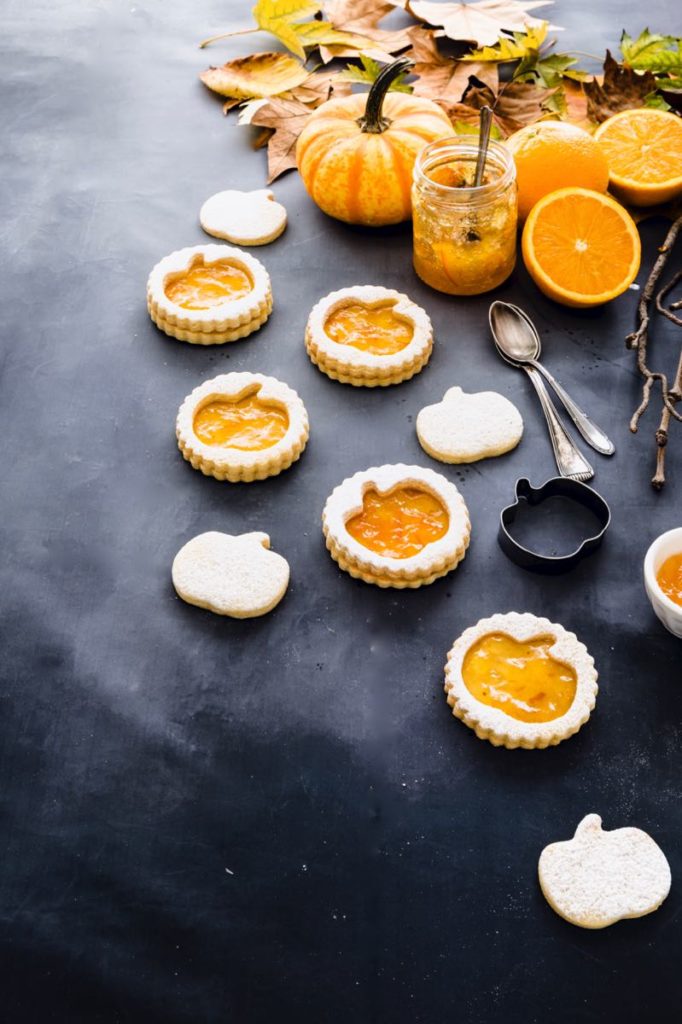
176 372 309 482
322 464 470 587
306 286 433 387
147 244 272 344
444 612 598 749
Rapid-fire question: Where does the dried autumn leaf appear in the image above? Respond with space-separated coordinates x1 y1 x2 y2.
252 0 322 59
407 25 498 102
200 52 310 101
249 96 313 182
561 76 593 129
584 50 658 123
288 68 353 104
323 0 393 26
442 75 557 135
404 0 560 48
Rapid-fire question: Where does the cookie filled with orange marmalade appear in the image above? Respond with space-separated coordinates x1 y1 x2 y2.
305 286 433 386
147 244 272 344
444 612 598 749
322 464 470 587
176 372 309 482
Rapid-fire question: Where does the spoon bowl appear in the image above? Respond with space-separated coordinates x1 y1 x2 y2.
489 301 615 457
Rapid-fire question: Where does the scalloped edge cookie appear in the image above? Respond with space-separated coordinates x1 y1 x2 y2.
172 531 290 618
539 814 671 929
306 286 433 387
147 244 272 344
176 372 309 482
417 386 524 463
444 612 598 749
322 464 470 587
200 189 287 246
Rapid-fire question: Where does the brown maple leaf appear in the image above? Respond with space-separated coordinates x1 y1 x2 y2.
442 75 557 136
320 0 412 62
407 25 498 102
584 50 658 123
248 97 313 182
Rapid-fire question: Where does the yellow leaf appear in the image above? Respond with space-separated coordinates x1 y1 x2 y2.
200 52 310 100
253 0 322 59
461 22 548 61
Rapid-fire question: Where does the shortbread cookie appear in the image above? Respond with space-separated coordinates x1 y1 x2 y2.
539 814 671 929
417 386 523 463
323 464 470 587
147 244 272 344
176 372 309 482
306 286 433 387
200 189 287 245
444 612 598 749
172 531 289 618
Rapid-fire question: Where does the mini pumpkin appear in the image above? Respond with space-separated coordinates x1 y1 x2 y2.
296 58 453 227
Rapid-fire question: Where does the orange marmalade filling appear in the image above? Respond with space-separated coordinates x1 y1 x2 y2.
193 393 289 451
345 486 449 559
462 633 577 724
324 302 414 355
165 260 252 310
656 553 682 607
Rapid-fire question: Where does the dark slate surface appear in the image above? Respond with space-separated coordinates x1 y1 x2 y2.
1 1 681 1021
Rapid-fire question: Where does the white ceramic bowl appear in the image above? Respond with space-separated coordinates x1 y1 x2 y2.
644 527 682 638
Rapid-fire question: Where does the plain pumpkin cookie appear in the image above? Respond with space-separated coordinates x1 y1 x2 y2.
172 531 289 618
147 243 272 344
417 386 523 463
176 372 309 482
200 189 287 245
444 612 598 749
306 286 433 387
322 464 470 587
539 814 671 929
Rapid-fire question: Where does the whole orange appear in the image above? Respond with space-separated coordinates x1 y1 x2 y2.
506 122 610 221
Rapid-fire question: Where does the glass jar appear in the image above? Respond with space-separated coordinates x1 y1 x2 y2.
412 137 518 296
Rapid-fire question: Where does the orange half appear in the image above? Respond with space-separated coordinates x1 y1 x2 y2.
594 108 682 207
521 187 641 308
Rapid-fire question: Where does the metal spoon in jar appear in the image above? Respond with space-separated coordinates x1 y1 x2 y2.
489 302 596 481
490 302 615 455
466 106 493 242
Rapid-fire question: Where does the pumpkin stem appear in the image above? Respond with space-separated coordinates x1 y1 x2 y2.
357 57 413 134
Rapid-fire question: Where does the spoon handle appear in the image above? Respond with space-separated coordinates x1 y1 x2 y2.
531 360 615 455
524 366 595 481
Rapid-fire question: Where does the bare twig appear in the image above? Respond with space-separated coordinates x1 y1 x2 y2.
627 214 682 490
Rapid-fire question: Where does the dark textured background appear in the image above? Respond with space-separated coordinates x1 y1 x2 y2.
1 1 681 1021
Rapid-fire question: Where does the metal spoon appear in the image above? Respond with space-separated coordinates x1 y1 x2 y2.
489 303 595 481
489 302 615 456
473 105 493 187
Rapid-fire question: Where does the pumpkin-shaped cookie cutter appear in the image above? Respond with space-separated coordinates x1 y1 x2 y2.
498 477 611 573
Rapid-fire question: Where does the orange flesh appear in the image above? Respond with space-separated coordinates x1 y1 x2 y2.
193 394 289 451
165 261 252 310
598 113 682 184
324 302 414 355
426 160 498 188
345 486 449 559
462 633 577 724
656 553 682 607
528 192 637 296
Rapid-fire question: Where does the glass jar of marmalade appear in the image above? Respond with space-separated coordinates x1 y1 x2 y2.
412 136 518 296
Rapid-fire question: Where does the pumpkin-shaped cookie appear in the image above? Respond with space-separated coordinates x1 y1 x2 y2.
172 531 290 618
417 386 523 462
539 814 671 928
306 285 433 386
176 372 309 482
147 244 272 344
296 58 452 226
322 464 470 587
444 612 598 749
